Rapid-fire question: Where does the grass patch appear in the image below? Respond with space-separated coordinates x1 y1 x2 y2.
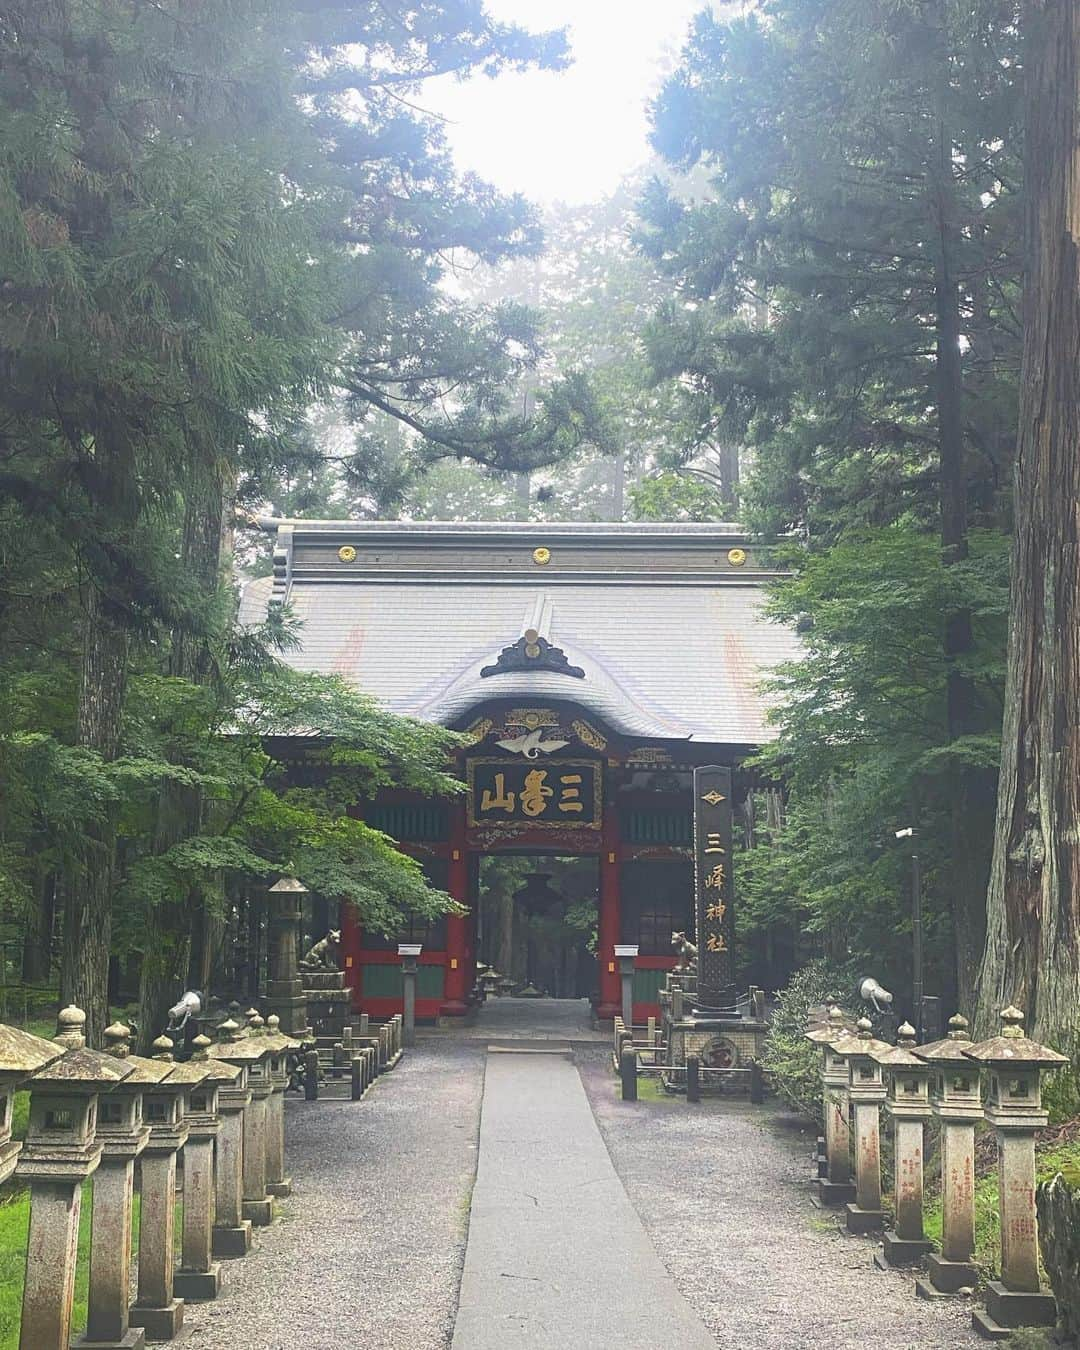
0 1174 183 1348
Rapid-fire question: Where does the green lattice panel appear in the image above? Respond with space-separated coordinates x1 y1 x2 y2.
360 964 446 1000
633 968 667 1003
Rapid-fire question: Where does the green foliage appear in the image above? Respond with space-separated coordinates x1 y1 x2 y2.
761 959 858 1123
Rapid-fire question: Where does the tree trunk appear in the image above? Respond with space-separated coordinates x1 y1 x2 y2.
22 868 55 985
930 12 989 1016
977 1 1080 1042
136 462 229 1050
60 585 129 1046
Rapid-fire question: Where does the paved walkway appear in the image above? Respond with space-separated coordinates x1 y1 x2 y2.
420 996 607 1042
452 1052 715 1349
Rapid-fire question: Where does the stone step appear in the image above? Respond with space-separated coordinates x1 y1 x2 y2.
486 1041 573 1058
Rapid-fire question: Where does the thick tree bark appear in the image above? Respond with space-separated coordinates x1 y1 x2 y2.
60 585 129 1046
977 1 1080 1041
22 868 54 984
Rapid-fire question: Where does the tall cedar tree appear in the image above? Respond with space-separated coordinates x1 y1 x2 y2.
642 0 1022 1009
976 2 1080 1042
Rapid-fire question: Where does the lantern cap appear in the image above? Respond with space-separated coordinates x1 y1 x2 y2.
268 876 308 893
55 1005 87 1050
0 1023 64 1078
805 1004 855 1044
913 1012 974 1063
151 1034 175 1061
964 1006 1068 1066
873 1023 926 1068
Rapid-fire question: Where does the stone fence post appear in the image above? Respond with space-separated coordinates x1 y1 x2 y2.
965 1007 1067 1338
17 1007 131 1350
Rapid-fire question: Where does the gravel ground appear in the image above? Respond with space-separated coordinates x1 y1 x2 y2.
579 1050 981 1350
183 1042 485 1350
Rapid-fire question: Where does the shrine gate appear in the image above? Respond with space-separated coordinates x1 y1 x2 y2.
243 521 801 1021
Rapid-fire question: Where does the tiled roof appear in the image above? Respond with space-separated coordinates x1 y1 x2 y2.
240 521 804 745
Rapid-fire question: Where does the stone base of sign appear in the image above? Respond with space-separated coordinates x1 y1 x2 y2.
664 1015 767 1094
212 1221 252 1259
73 1330 146 1350
129 1297 183 1341
266 1177 292 1198
173 1263 222 1301
969 1281 1058 1338
814 1178 856 1207
242 1198 273 1226
877 1231 933 1266
916 1253 980 1296
845 1203 884 1234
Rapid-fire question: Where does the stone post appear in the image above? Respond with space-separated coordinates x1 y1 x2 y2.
807 1008 856 1206
620 1044 638 1102
266 877 310 1037
78 1021 174 1350
18 1007 132 1350
686 1054 701 1103
174 1035 237 1301
208 1019 252 1259
965 1007 1067 1338
130 1034 211 1341
399 944 421 1047
615 945 638 1032
913 1013 983 1297
872 1022 933 1267
838 1017 890 1234
262 1014 300 1198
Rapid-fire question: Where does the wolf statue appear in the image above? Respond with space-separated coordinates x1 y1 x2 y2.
671 931 698 973
300 929 341 971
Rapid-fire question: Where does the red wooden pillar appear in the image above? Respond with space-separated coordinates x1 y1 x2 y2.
597 807 622 1020
442 800 470 1016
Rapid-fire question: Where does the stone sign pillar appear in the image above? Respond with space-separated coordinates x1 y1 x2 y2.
839 1017 890 1234
806 1007 856 1206
614 945 638 1031
129 1035 211 1342
913 1013 983 1297
873 1022 933 1266
79 1021 174 1350
17 1007 131 1350
208 1019 252 1259
399 944 421 1048
266 877 310 1037
692 765 734 1008
965 1007 1067 1338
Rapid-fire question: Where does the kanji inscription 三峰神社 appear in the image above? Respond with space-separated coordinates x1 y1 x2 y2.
467 758 602 830
693 764 734 1004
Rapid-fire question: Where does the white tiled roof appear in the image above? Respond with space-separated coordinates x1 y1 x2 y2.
240 521 803 745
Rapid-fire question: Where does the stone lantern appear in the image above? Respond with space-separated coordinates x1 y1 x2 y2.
805 1006 855 1206
266 876 310 1037
78 1021 175 1350
872 1022 932 1266
173 1034 237 1302
912 1012 982 1297
17 1006 134 1350
0 1023 62 1184
262 1013 301 1199
210 1014 275 1226
208 1018 253 1259
128 1033 211 1341
837 1016 891 1234
964 1006 1067 1338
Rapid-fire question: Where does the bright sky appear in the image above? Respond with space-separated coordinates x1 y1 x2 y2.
422 1 710 205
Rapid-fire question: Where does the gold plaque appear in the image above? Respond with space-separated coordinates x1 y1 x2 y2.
338 545 357 563
727 547 747 566
532 546 551 565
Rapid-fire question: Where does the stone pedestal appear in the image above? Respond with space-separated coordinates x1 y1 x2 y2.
615 946 638 1032
263 1016 299 1199
174 1136 219 1300
399 945 420 1048
873 1024 933 1267
209 1016 274 1230
838 1019 889 1234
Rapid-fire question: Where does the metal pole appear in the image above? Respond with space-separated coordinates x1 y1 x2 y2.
911 851 923 1040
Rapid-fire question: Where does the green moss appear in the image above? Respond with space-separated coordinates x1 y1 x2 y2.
634 1076 679 1104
